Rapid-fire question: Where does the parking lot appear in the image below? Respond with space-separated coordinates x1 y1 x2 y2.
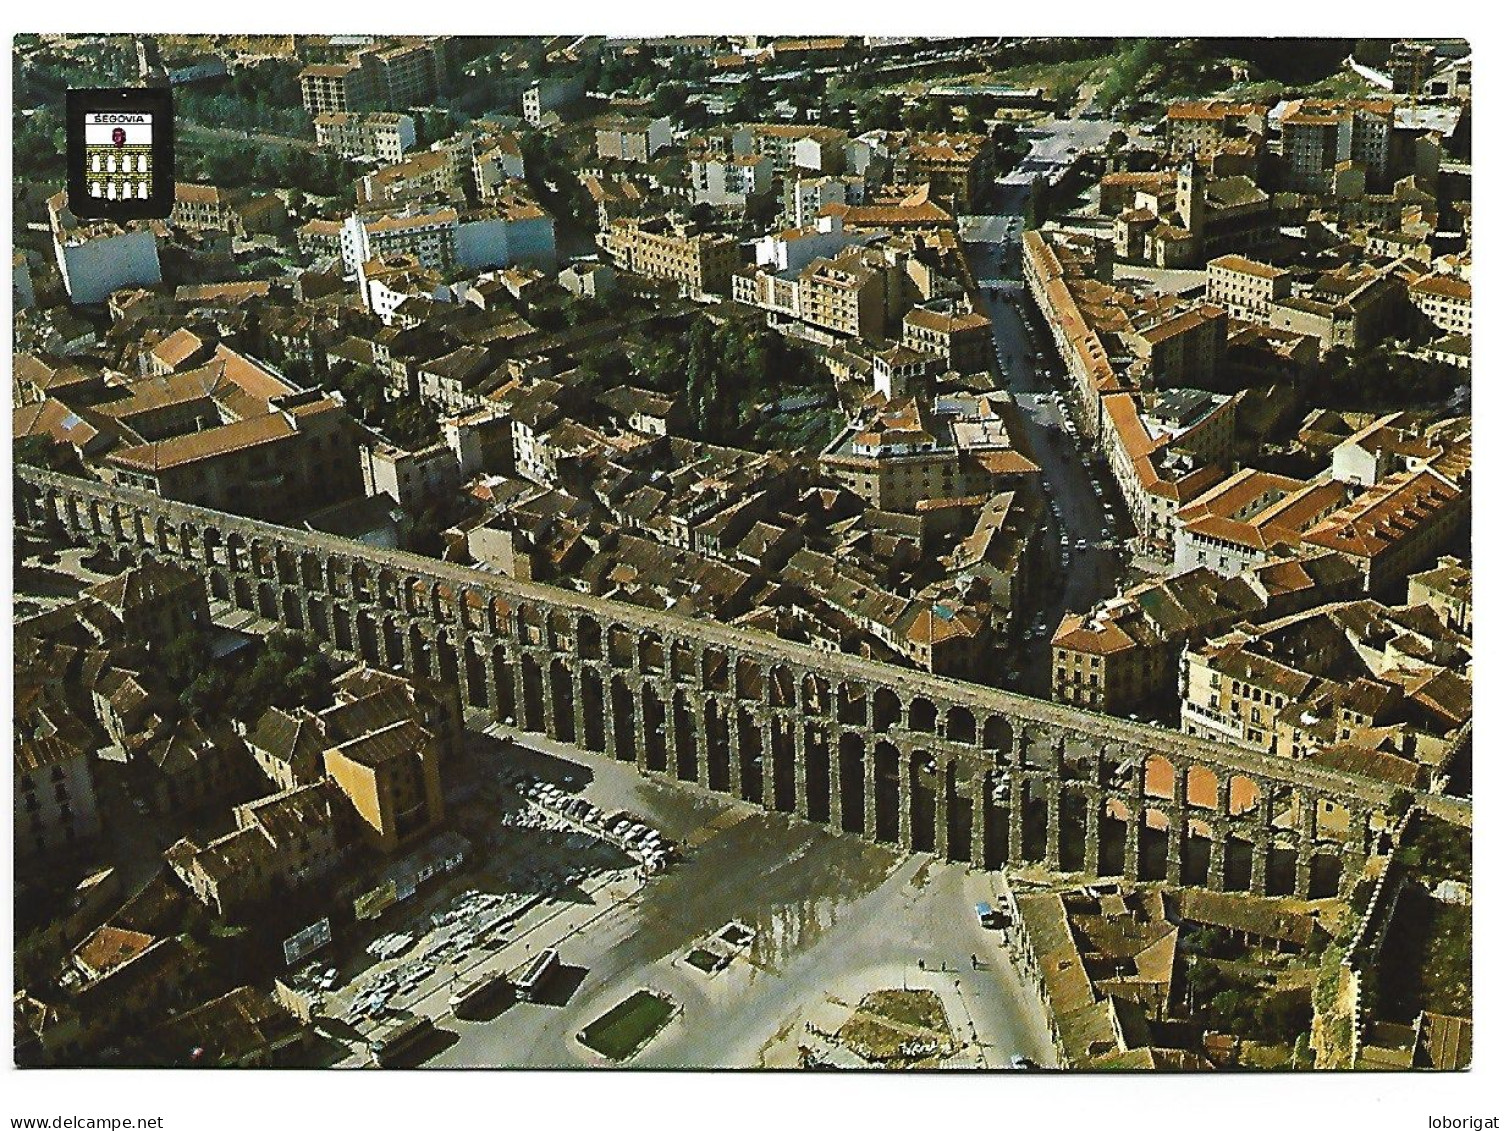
303 722 1057 1069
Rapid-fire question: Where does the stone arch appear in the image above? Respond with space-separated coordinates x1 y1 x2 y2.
735 656 764 701
408 624 433 679
464 640 489 710
768 664 796 710
492 645 517 726
873 688 901 732
580 667 606 752
703 699 730 792
800 673 830 717
838 733 867 834
519 653 545 732
301 551 324 591
982 715 1012 756
641 683 667 772
281 589 305 630
378 567 399 610
1143 754 1177 802
607 624 635 669
671 689 698 781
1228 774 1260 817
548 658 576 744
638 632 665 675
701 647 730 693
909 750 938 852
577 615 603 661
609 674 637 761
836 682 867 726
908 696 938 734
671 638 698 683
945 705 976 744
1175 764 1214 811
548 607 574 651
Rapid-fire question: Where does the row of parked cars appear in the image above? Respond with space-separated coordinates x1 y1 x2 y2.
515 776 675 873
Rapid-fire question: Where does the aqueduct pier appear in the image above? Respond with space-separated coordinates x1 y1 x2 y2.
17 466 1408 899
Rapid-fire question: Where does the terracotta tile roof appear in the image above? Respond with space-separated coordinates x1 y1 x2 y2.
74 926 156 978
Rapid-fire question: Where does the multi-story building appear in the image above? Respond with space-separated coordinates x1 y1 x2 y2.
595 116 673 164
1408 273 1471 337
46 192 161 306
1302 466 1468 595
901 303 994 373
1165 100 1269 163
892 131 993 208
1389 41 1436 97
818 356 1039 511
166 783 348 919
1206 254 1292 323
1407 555 1470 633
170 184 288 238
15 736 101 861
598 217 740 297
357 150 465 209
1051 566 1267 714
522 74 586 127
298 62 375 116
1278 98 1395 192
784 174 866 227
298 38 444 115
341 207 459 276
95 351 365 522
1124 304 1227 386
313 111 416 164
688 153 774 211
1172 469 1349 577
318 666 452 853
1269 263 1404 356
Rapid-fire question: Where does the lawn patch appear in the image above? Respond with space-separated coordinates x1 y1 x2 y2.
578 991 675 1062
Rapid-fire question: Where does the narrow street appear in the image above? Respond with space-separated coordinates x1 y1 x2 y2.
964 177 1126 694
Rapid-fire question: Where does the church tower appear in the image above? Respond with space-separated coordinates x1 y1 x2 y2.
1175 150 1206 239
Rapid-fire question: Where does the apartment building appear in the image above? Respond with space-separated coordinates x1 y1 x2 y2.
166 784 347 919
1302 466 1468 595
298 38 444 115
1124 304 1227 386
357 150 465 209
598 217 740 297
1408 273 1471 337
892 131 993 208
523 74 587 127
819 363 1039 511
1172 469 1349 577
1278 98 1395 192
15 736 102 861
1165 100 1269 163
1051 567 1266 714
901 304 994 373
298 63 375 115
688 153 774 210
595 116 673 164
1407 555 1470 633
313 111 416 163
46 192 161 306
1206 254 1292 322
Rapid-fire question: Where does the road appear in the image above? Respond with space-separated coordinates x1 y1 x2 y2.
178 120 321 154
963 176 1126 695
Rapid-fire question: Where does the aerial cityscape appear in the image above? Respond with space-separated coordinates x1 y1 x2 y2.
12 33 1471 1072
